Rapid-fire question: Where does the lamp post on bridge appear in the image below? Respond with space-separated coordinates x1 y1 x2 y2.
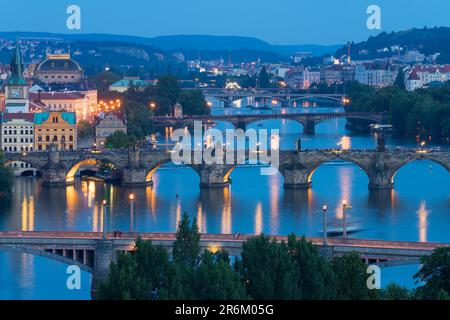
129 193 135 233
102 199 108 240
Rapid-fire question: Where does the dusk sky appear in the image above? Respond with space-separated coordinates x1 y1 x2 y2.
1 0 449 44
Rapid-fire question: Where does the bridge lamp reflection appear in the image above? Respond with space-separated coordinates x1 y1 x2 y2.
342 200 352 239
322 205 328 246
102 200 108 239
129 194 135 233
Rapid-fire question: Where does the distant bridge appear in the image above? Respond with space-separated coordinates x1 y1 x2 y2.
4 148 449 189
0 231 447 294
153 112 387 134
197 88 347 106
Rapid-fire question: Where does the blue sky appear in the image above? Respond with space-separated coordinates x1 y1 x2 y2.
1 0 449 44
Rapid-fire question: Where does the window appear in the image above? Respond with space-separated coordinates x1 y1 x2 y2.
53 135 58 142
69 135 73 142
38 145 42 151
38 136 42 142
46 136 50 142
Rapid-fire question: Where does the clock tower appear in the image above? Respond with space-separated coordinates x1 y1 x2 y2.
5 42 29 113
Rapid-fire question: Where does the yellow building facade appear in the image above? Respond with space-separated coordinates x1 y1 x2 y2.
34 111 77 151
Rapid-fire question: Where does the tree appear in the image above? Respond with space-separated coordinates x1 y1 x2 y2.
258 66 271 88
172 213 200 269
155 75 180 115
194 251 248 300
179 90 208 115
96 253 150 300
0 151 13 200
123 99 153 139
77 120 95 139
239 235 299 299
104 131 132 149
414 247 450 299
332 252 370 300
380 283 411 300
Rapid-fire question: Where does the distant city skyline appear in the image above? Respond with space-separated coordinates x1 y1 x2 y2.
1 0 449 45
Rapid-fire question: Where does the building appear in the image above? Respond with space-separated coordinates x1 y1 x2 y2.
354 63 398 88
34 111 77 151
95 112 127 148
109 77 153 93
35 53 83 84
0 113 35 152
320 65 344 85
29 90 98 121
4 43 29 113
285 68 320 89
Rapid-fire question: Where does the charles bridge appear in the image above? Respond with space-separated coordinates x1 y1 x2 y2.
152 112 387 134
4 147 450 189
0 231 448 295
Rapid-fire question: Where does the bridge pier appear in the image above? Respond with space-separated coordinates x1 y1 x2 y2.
281 168 311 189
121 149 151 187
41 150 69 186
91 239 117 299
304 120 315 135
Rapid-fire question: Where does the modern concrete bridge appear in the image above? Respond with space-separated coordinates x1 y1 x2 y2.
153 112 386 134
0 231 447 293
4 148 449 189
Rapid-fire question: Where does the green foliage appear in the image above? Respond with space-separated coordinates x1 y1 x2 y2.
332 252 370 300
0 151 13 199
240 235 299 299
347 81 450 142
287 235 337 299
123 99 153 139
414 247 450 299
194 251 248 300
104 131 133 149
380 283 411 300
258 66 272 88
172 213 201 268
97 252 151 300
77 120 95 139
155 74 181 115
179 90 209 115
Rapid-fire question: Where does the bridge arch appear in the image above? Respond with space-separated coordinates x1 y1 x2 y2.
66 157 121 184
307 155 372 186
390 157 450 186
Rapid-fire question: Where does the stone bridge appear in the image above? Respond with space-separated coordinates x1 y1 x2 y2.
0 231 448 295
4 148 449 189
153 112 387 134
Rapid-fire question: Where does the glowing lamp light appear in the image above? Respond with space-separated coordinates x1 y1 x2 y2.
129 193 135 201
102 199 107 206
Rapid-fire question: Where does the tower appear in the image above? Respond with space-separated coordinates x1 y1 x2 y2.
5 42 29 113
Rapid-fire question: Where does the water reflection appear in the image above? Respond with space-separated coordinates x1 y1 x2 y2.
417 201 429 243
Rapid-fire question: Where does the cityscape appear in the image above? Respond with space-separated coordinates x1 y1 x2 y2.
0 0 449 309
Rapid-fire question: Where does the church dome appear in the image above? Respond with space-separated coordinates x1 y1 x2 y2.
36 54 82 73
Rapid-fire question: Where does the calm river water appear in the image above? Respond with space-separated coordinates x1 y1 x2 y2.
0 104 449 299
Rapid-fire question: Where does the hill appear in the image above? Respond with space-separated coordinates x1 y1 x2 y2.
335 26 450 63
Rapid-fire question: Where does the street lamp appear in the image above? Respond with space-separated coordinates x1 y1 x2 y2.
322 205 328 246
342 200 352 238
129 193 135 233
102 199 108 240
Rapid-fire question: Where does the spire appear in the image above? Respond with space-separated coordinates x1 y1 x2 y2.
7 41 26 86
